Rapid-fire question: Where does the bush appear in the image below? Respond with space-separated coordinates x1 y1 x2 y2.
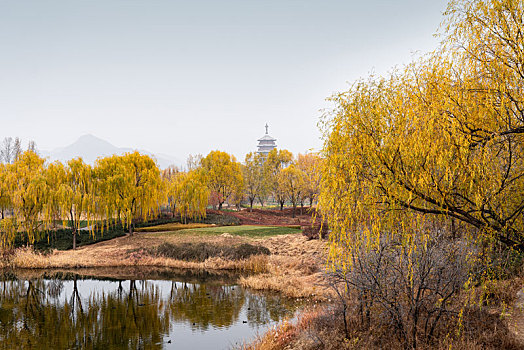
14 225 127 252
328 234 472 349
302 222 329 240
149 242 270 262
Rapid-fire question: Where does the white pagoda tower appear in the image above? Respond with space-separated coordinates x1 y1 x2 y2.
257 124 277 156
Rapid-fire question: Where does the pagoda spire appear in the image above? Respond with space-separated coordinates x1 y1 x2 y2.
265 123 269 134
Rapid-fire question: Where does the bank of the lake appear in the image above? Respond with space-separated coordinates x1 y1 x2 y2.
1 225 332 300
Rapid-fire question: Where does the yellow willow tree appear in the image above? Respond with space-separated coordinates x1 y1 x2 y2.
279 164 305 218
0 163 15 248
296 153 322 207
263 149 293 210
0 163 11 220
95 152 163 235
8 150 49 244
242 152 265 211
162 166 181 217
58 158 95 249
319 0 524 275
173 170 209 223
201 150 243 210
44 161 67 231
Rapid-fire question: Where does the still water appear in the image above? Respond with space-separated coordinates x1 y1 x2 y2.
0 268 302 349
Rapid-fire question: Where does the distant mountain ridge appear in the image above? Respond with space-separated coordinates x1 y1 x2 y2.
41 134 181 169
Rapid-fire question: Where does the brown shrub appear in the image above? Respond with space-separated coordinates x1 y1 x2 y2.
146 242 270 262
302 222 329 240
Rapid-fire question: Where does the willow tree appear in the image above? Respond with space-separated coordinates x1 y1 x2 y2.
56 158 95 249
263 149 293 210
201 150 243 210
8 150 49 244
0 163 15 247
0 163 11 219
95 152 162 235
44 161 67 231
162 166 181 217
243 152 265 211
319 0 524 273
173 170 209 222
297 153 322 207
279 164 305 218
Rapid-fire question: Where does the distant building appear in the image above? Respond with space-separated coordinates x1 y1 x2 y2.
257 124 277 156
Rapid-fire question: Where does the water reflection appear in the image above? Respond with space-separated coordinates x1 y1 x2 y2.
0 269 300 349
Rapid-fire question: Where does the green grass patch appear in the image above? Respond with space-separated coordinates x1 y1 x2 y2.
14 225 127 252
155 225 301 238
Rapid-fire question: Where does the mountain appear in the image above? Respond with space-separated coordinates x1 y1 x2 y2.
42 134 181 169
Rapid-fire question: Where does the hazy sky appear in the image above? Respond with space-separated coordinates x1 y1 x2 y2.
0 0 449 163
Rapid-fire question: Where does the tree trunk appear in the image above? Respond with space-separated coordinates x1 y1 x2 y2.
280 201 284 211
249 198 254 212
292 204 296 218
72 229 77 250
1 209 3 219
70 211 77 250
218 202 223 210
128 219 135 235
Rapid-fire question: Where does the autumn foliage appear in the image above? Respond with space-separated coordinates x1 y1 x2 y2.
314 0 524 348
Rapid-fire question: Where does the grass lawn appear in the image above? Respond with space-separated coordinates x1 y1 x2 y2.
152 225 301 238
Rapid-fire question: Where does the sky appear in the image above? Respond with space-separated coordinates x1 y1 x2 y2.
0 0 449 164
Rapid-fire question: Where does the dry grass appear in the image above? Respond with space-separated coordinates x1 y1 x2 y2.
239 255 329 299
6 246 269 272
239 234 332 299
241 302 523 350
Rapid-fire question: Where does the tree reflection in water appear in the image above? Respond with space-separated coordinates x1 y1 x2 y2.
0 272 301 349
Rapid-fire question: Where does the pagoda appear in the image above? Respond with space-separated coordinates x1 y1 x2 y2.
257 124 277 156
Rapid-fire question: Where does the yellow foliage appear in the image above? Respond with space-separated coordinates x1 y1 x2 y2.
172 170 209 222
8 151 48 244
201 150 243 210
319 0 524 271
95 152 163 234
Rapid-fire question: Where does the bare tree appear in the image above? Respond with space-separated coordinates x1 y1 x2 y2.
0 137 14 164
13 137 22 161
186 153 202 171
27 140 38 153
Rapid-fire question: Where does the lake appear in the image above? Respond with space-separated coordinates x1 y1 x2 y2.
0 267 303 349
